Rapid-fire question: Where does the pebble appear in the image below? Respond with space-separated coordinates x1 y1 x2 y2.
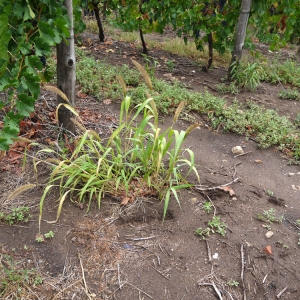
266 231 274 238
231 146 244 155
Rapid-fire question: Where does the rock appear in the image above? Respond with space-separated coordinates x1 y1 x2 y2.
265 231 274 238
263 245 272 255
213 253 219 260
231 146 244 155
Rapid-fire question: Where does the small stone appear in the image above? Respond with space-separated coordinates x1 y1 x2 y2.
263 245 272 255
266 231 274 238
231 146 244 155
212 253 219 260
190 197 197 204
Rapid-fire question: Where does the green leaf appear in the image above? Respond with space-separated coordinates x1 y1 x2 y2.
0 126 19 150
16 94 35 116
38 21 56 46
0 15 11 77
26 0 36 19
20 72 40 97
25 55 43 72
34 37 51 57
4 112 23 131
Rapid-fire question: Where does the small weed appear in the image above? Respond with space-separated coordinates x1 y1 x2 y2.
257 208 283 224
276 240 289 249
227 279 239 287
216 82 239 95
278 88 300 100
165 60 176 72
194 227 211 239
203 201 212 213
0 207 31 225
297 220 300 226
208 216 228 236
195 216 228 239
0 255 42 298
141 54 159 77
35 233 45 243
266 189 274 196
44 231 55 239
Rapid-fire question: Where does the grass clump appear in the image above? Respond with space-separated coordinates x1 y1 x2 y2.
36 92 199 230
230 61 262 91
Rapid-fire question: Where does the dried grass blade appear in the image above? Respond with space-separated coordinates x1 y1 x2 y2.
45 190 71 224
44 85 70 103
7 184 36 201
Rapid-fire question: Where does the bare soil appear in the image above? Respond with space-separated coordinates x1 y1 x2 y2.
1 29 300 300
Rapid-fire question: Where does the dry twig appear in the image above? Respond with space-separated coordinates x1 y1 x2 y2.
241 244 247 300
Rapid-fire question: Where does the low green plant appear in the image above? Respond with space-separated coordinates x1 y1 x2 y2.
0 207 31 225
35 233 45 243
195 216 228 239
195 227 211 239
227 279 239 287
257 208 284 224
44 231 55 239
278 88 300 100
216 82 239 95
141 54 159 77
165 59 176 72
203 201 212 213
230 61 262 91
208 216 227 236
76 51 141 101
0 255 42 298
266 189 274 196
260 59 300 87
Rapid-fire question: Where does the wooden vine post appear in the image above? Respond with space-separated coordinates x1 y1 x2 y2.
228 0 252 78
57 0 76 133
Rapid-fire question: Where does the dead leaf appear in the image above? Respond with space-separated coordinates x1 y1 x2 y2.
77 90 88 98
263 245 272 255
291 185 300 191
103 99 112 105
254 160 263 164
121 197 131 205
106 49 115 53
219 186 235 196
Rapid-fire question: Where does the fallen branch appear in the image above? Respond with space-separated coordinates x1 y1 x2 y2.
194 177 239 192
78 253 93 300
234 151 252 158
276 286 288 298
126 282 156 300
198 282 223 300
241 245 247 300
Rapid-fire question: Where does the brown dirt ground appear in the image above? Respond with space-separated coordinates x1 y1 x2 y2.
1 29 300 300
